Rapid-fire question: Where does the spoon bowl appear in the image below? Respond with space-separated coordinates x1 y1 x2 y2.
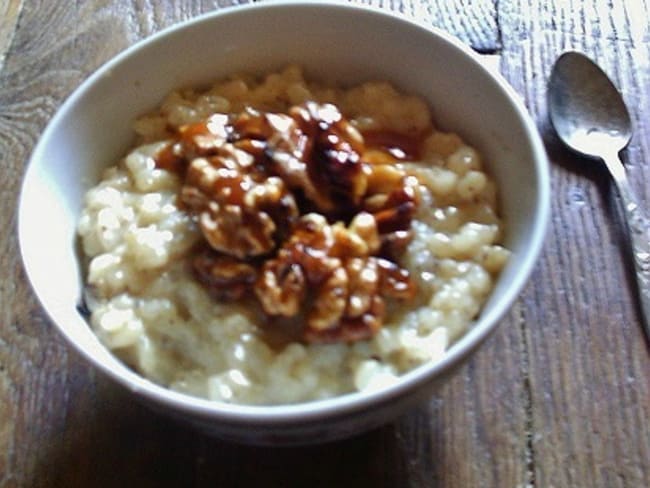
548 51 632 158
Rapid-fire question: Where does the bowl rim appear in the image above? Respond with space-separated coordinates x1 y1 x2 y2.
18 0 550 424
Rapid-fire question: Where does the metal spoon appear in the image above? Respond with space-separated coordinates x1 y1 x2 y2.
548 51 650 340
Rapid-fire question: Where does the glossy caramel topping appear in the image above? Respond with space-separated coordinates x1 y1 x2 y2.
153 102 423 343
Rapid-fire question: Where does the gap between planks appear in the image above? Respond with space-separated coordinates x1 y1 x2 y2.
518 302 538 488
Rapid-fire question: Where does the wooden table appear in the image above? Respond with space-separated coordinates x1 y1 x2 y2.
1 1 648 486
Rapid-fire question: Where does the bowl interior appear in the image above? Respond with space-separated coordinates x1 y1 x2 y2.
19 2 548 423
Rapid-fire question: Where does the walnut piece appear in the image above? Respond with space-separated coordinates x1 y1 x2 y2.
307 266 348 331
344 257 380 318
264 102 368 215
255 253 306 317
181 154 298 259
336 211 381 257
305 295 385 343
192 251 257 301
368 175 419 234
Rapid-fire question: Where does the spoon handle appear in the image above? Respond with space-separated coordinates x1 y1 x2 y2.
603 151 650 341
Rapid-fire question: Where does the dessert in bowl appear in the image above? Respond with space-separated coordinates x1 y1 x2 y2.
18 2 549 444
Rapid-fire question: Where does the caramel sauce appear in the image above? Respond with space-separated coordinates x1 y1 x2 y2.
153 142 186 175
211 169 251 205
361 130 423 160
150 102 424 344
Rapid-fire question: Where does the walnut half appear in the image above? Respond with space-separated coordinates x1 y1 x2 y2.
254 214 416 343
181 154 298 259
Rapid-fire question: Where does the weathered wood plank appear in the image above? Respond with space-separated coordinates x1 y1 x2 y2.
498 1 650 486
0 3 74 487
0 0 24 73
292 0 501 52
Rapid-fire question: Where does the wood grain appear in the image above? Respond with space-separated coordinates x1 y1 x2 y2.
498 1 650 486
0 0 24 72
1 1 649 487
342 0 500 52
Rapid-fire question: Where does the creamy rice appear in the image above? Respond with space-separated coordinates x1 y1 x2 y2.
78 66 509 405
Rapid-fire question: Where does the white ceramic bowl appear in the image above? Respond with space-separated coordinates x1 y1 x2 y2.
18 1 549 444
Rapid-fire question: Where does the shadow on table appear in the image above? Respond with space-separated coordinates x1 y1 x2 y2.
542 118 650 343
33 375 434 488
